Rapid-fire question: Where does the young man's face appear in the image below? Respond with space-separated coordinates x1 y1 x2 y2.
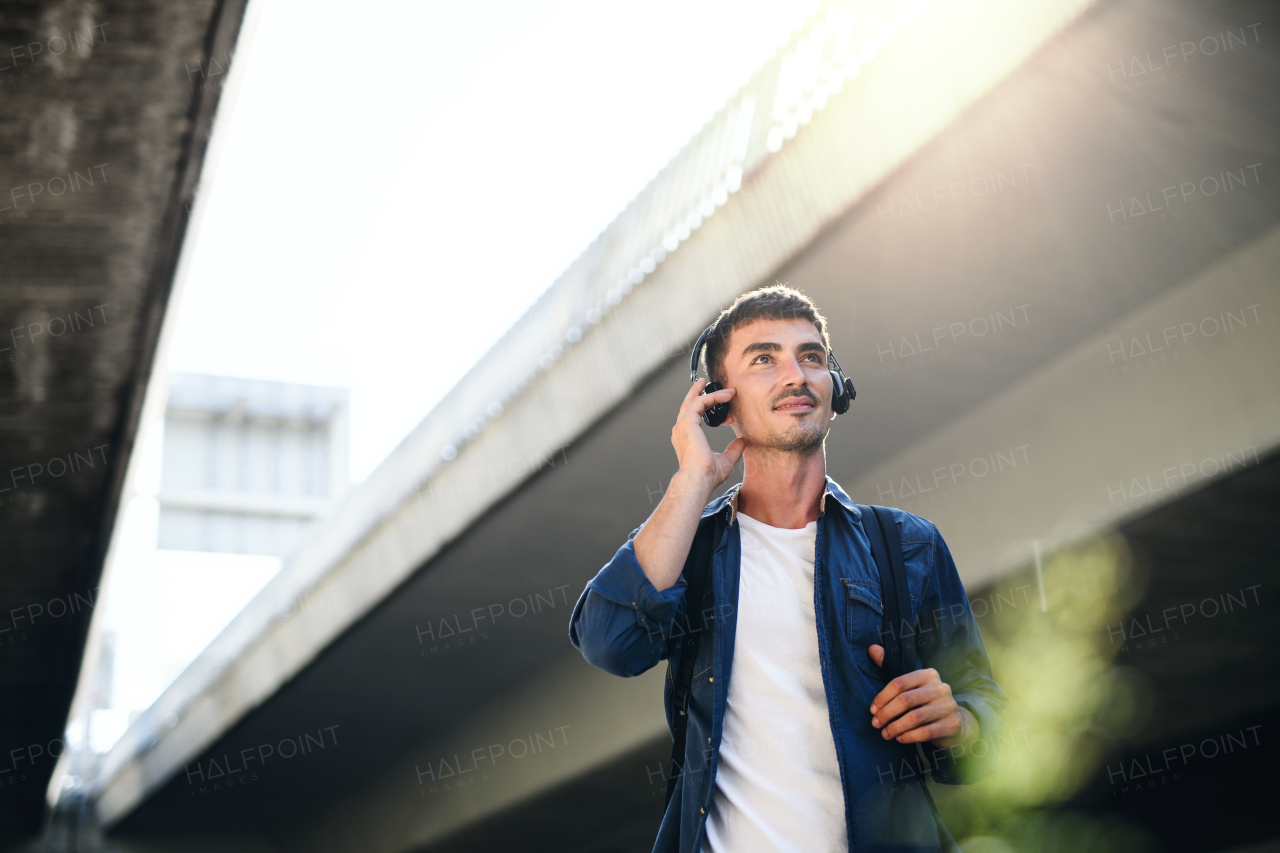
719 317 834 454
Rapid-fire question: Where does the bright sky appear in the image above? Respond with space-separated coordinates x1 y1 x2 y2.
170 0 820 483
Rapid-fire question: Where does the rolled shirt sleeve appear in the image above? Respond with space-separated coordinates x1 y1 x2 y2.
918 523 1010 785
569 526 689 678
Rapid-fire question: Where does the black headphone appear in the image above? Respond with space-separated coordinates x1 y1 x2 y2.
688 321 856 427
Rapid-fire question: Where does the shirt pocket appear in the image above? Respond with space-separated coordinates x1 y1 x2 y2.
842 579 889 682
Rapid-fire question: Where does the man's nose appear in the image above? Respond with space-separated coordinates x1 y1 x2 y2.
779 354 807 386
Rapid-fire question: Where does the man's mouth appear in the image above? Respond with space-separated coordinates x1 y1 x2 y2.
774 397 816 412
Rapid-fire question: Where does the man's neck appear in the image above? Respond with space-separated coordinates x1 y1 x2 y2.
735 447 827 529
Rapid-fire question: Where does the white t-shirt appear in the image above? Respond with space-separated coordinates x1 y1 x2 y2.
703 512 848 852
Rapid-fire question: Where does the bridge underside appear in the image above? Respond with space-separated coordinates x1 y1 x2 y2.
0 0 247 846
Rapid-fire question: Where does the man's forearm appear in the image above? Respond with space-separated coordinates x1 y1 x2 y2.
633 469 717 592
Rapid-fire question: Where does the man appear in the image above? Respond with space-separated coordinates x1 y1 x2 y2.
569 286 1007 852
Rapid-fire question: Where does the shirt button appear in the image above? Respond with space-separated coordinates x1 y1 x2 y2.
700 807 705 814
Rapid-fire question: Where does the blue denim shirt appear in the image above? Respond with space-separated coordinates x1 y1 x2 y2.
569 477 1008 853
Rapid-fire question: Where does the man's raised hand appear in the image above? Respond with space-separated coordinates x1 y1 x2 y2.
672 378 746 499
632 379 747 592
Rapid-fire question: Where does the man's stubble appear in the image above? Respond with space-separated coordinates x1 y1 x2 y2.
735 386 829 457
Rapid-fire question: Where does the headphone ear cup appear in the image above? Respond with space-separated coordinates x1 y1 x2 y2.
701 381 729 427
829 371 850 415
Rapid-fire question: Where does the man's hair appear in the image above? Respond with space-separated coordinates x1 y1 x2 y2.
701 284 832 386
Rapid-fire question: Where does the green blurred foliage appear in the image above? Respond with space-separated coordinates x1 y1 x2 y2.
938 534 1159 852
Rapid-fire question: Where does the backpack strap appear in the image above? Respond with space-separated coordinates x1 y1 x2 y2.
860 505 919 679
665 511 725 808
862 505 957 848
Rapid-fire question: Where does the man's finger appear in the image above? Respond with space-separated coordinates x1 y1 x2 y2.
677 380 718 425
689 386 735 416
680 378 708 412
871 684 942 729
720 437 746 468
880 698 951 741
872 680 948 727
870 668 935 715
880 705 939 741
895 717 959 745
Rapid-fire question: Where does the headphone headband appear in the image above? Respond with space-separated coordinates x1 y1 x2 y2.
689 324 716 382
828 349 846 376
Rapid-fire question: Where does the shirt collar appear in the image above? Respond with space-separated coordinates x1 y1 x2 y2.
718 476 858 525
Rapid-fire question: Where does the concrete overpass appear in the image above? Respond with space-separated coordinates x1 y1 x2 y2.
26 0 1280 850
0 0 250 847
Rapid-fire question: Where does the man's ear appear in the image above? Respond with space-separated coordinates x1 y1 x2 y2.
723 394 737 428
